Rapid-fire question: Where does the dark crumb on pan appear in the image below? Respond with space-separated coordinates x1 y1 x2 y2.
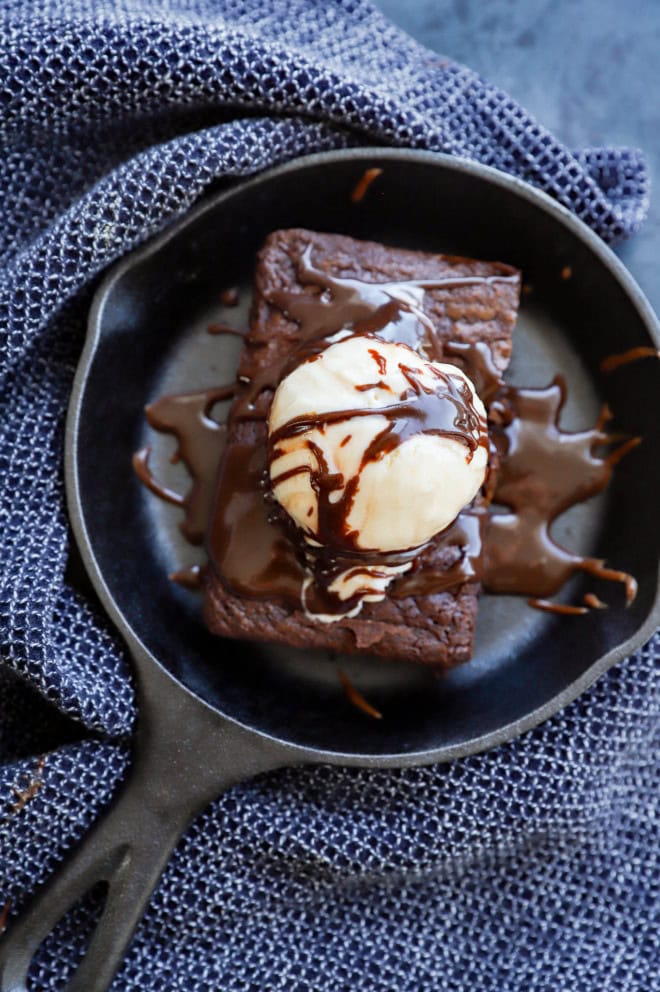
351 168 383 204
169 564 204 589
220 287 240 306
600 346 660 373
560 265 572 280
528 598 588 615
522 282 534 296
337 669 383 719
583 592 608 609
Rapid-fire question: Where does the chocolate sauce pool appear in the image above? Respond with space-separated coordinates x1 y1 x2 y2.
135 246 642 618
133 386 235 544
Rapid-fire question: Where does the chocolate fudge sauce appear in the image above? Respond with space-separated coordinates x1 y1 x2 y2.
481 378 638 601
395 346 638 604
528 599 588 616
269 357 486 555
135 246 639 617
337 669 383 719
209 442 303 604
133 386 235 544
392 509 485 598
232 245 517 418
207 322 245 337
219 287 240 307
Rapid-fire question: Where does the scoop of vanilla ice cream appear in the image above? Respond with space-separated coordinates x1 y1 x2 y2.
268 335 488 553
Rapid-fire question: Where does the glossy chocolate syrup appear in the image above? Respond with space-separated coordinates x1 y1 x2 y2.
231 245 517 418
528 598 588 616
219 287 240 307
209 442 304 604
133 386 235 544
483 378 638 602
394 352 638 604
135 246 638 619
299 542 424 619
269 359 485 556
583 592 608 610
207 322 245 337
392 509 485 598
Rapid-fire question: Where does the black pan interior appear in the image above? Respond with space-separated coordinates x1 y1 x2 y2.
75 151 660 758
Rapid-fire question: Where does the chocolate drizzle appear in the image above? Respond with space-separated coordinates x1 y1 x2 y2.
133 448 185 509
207 322 245 337
483 377 638 602
134 244 640 622
393 509 485 598
232 245 517 417
528 598 588 616
337 669 383 719
209 443 304 603
134 386 235 544
220 286 240 307
394 347 639 606
269 357 486 556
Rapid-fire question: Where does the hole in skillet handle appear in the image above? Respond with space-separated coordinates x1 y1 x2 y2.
0 763 188 992
27 882 109 990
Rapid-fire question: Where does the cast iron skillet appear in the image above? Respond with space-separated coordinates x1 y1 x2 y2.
1 150 659 992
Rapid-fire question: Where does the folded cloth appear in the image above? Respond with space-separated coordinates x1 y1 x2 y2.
0 1 656 989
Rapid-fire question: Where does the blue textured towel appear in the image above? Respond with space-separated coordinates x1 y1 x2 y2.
0 1 657 988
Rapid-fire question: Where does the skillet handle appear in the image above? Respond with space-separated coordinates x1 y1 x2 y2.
0 769 189 992
0 679 293 992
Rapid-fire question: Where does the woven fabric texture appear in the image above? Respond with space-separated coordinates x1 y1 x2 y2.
0 1 657 989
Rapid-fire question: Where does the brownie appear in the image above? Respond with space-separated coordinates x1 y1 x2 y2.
204 229 520 667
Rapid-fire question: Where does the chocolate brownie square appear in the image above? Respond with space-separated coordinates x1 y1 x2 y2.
204 230 520 667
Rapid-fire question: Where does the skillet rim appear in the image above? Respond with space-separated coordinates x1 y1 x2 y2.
65 147 660 767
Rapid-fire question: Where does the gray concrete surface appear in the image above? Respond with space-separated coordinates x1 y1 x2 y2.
378 0 659 312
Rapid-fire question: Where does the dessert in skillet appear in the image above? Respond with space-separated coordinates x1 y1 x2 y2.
134 228 639 670
202 231 517 666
